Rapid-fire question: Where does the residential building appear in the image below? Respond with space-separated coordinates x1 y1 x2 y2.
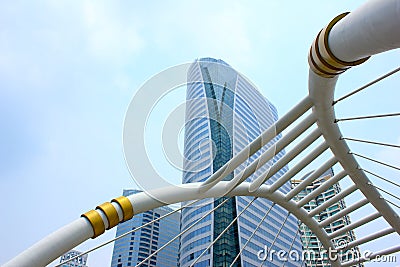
59 250 88 267
292 169 363 267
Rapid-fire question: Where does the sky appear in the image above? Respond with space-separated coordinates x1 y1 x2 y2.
1 1 399 266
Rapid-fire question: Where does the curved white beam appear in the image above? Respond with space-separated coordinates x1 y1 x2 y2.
329 0 400 62
309 72 400 234
308 0 400 235
5 1 400 266
3 219 93 267
3 182 340 267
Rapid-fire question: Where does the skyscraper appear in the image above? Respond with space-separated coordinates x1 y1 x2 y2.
110 189 180 267
292 169 363 267
59 250 88 267
180 58 302 267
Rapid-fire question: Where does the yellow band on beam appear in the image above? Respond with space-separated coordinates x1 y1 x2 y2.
97 202 120 229
81 210 105 238
112 196 134 222
309 12 369 78
81 196 133 238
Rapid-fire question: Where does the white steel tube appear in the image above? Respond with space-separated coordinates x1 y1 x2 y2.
308 184 357 217
328 212 381 239
319 198 369 227
343 227 395 250
199 96 313 192
226 113 316 192
286 157 337 201
268 141 329 193
329 0 400 62
249 128 321 192
4 182 341 267
296 169 347 207
308 0 400 235
3 219 93 267
341 245 400 267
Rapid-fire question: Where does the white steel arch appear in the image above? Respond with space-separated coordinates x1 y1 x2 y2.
4 0 400 266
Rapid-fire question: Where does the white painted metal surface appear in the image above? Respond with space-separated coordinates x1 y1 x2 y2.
4 0 400 266
329 0 400 61
3 219 93 267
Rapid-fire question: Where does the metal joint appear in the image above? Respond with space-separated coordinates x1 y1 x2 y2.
81 210 105 238
309 12 370 78
96 202 120 229
112 196 134 222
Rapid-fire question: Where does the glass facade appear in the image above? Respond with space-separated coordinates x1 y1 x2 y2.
180 58 302 267
110 189 180 267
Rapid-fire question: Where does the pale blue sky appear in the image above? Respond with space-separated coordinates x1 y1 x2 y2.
1 1 399 266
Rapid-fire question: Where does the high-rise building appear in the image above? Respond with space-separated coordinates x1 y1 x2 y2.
110 189 180 267
180 58 302 267
59 250 88 267
292 169 363 267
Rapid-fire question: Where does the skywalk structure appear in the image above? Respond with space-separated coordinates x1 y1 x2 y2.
4 0 400 266
293 169 363 267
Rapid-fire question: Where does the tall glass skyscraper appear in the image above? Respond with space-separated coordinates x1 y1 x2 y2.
180 58 302 267
111 189 180 267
